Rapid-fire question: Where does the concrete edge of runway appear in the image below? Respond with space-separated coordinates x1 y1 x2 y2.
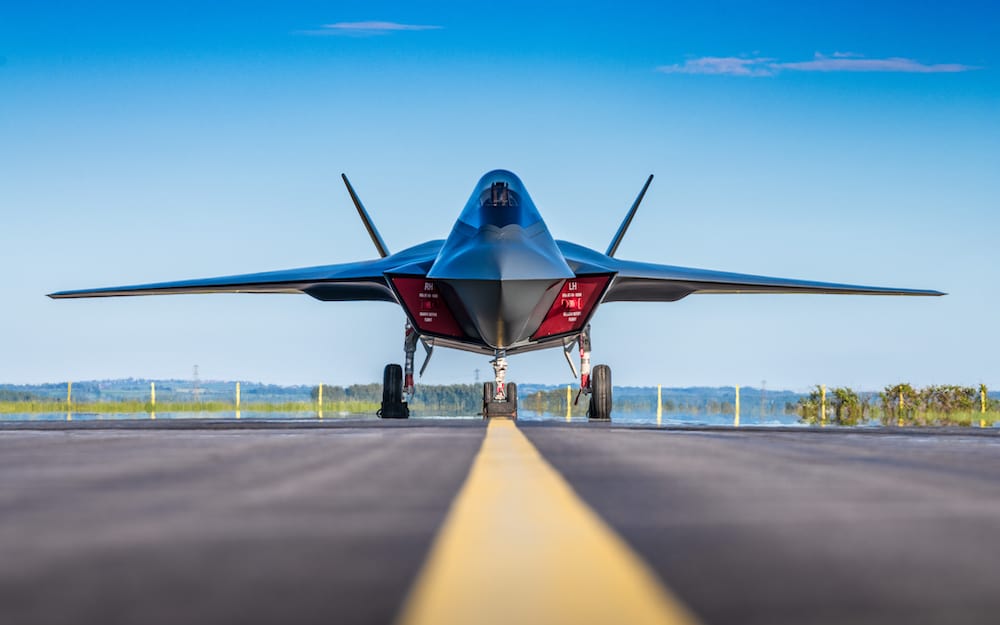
0 418 478 431
0 417 997 436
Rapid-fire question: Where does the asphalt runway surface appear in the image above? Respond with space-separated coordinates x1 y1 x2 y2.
2 419 1000 625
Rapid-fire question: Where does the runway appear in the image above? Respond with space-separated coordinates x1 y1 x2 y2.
2 419 999 625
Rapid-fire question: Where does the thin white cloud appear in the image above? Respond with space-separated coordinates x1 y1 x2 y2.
775 54 976 73
657 53 979 77
656 57 776 77
302 21 443 36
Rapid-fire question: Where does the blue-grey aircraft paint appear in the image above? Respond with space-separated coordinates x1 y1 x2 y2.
49 170 943 356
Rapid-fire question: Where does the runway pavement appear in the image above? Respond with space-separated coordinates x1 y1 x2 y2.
0 421 482 625
525 424 1000 625
1 419 1000 625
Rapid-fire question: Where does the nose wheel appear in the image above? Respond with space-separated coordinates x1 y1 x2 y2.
483 352 518 419
483 382 518 419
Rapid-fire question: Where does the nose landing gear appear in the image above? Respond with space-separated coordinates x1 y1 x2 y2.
482 350 518 419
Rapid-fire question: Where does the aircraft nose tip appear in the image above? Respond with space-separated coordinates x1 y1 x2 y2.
442 277 565 349
428 228 574 282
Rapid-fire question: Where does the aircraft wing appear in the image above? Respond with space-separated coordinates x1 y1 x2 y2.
556 242 943 302
602 258 945 302
48 241 445 303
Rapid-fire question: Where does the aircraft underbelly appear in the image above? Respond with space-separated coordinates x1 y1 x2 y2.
442 279 563 349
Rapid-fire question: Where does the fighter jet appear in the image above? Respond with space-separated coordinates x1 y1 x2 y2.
49 170 943 419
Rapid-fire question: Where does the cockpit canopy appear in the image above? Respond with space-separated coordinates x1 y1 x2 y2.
456 170 543 229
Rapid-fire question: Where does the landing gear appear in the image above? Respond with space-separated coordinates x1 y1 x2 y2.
378 364 409 419
379 322 421 419
403 322 418 400
567 325 613 421
587 364 612 421
482 351 518 419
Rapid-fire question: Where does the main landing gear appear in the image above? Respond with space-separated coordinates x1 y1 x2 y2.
378 322 421 419
566 324 612 421
377 321 612 421
378 363 409 419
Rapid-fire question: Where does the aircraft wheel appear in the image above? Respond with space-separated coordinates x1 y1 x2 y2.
482 382 495 419
482 382 517 419
588 364 612 421
378 364 409 419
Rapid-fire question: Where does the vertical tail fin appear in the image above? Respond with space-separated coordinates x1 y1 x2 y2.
342 173 390 258
606 174 653 257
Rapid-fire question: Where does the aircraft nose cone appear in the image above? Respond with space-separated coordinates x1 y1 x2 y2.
428 224 573 349
443 278 563 349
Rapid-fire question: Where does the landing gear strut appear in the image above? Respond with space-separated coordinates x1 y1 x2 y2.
482 350 517 419
572 325 612 421
378 322 416 419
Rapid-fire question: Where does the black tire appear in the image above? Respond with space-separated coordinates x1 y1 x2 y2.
589 365 612 421
483 382 518 419
379 364 408 419
482 382 495 418
383 364 403 406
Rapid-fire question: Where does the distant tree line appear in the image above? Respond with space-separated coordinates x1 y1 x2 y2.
311 383 482 415
517 387 803 417
799 384 998 426
0 390 39 402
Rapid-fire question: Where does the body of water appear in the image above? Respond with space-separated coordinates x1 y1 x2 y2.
0 410 803 426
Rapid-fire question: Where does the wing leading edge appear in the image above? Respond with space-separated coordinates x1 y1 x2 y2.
557 241 944 302
48 241 444 303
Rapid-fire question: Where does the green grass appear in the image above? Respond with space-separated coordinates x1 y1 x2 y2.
889 410 999 427
0 400 380 414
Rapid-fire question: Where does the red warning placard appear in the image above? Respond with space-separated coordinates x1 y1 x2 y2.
390 277 465 338
531 275 611 340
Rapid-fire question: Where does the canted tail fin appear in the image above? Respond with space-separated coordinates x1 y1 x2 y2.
341 173 390 258
606 174 653 257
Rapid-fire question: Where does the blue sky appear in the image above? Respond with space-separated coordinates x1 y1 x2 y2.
1 1 998 390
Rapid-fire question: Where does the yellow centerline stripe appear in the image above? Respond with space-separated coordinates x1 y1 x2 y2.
396 418 701 625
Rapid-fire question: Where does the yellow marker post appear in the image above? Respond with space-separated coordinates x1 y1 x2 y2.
236 381 241 409
150 382 156 419
734 385 740 427
820 384 826 427
657 384 662 427
898 388 904 427
317 383 322 413
981 385 987 428
566 385 572 422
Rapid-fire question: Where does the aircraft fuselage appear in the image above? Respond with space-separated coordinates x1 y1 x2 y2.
386 170 610 355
